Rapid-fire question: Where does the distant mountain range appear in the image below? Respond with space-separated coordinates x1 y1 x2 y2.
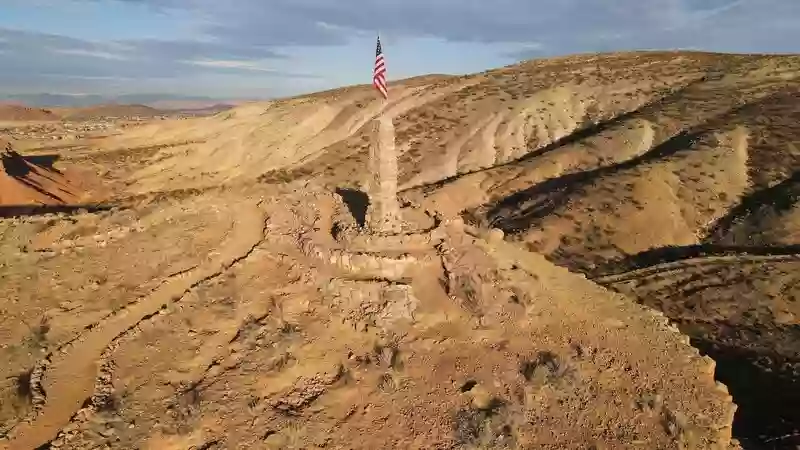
0 93 249 122
0 93 256 110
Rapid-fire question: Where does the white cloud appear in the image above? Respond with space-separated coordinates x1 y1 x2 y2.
52 48 129 60
3 0 799 96
660 0 750 31
516 42 545 51
181 59 320 78
39 74 134 81
182 59 277 72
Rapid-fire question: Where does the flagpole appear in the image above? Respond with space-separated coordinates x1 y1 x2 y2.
376 35 389 100
377 32 387 115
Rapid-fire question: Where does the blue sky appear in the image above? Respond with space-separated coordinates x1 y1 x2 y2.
1 0 798 99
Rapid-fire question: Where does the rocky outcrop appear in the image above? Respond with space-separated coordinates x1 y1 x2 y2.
366 117 402 234
0 138 94 209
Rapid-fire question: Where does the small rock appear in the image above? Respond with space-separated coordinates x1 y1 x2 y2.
469 385 494 410
487 228 505 244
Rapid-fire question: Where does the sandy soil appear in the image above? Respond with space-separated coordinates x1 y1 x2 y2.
0 188 736 450
1 50 799 449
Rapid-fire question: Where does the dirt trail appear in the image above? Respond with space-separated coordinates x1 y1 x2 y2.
0 201 266 450
594 252 800 284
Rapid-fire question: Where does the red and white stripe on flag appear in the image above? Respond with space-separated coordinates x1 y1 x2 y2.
373 36 388 99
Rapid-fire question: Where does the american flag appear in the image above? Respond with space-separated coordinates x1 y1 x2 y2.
373 36 388 99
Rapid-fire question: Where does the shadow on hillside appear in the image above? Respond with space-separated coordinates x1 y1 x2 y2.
472 90 794 236
410 73 717 196
21 154 61 171
2 151 62 177
594 245 800 448
591 243 800 277
0 204 114 219
2 151 74 203
335 187 370 228
485 129 705 232
705 170 800 244
688 328 800 449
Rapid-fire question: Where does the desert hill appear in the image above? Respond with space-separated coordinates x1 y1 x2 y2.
145 100 239 111
57 104 163 121
0 93 240 109
1 50 799 449
0 102 168 123
0 104 59 122
0 186 736 450
93 50 800 447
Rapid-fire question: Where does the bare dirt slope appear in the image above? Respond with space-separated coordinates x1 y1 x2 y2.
1 50 799 449
0 187 735 450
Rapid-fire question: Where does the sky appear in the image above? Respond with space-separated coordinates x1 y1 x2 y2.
0 0 798 99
